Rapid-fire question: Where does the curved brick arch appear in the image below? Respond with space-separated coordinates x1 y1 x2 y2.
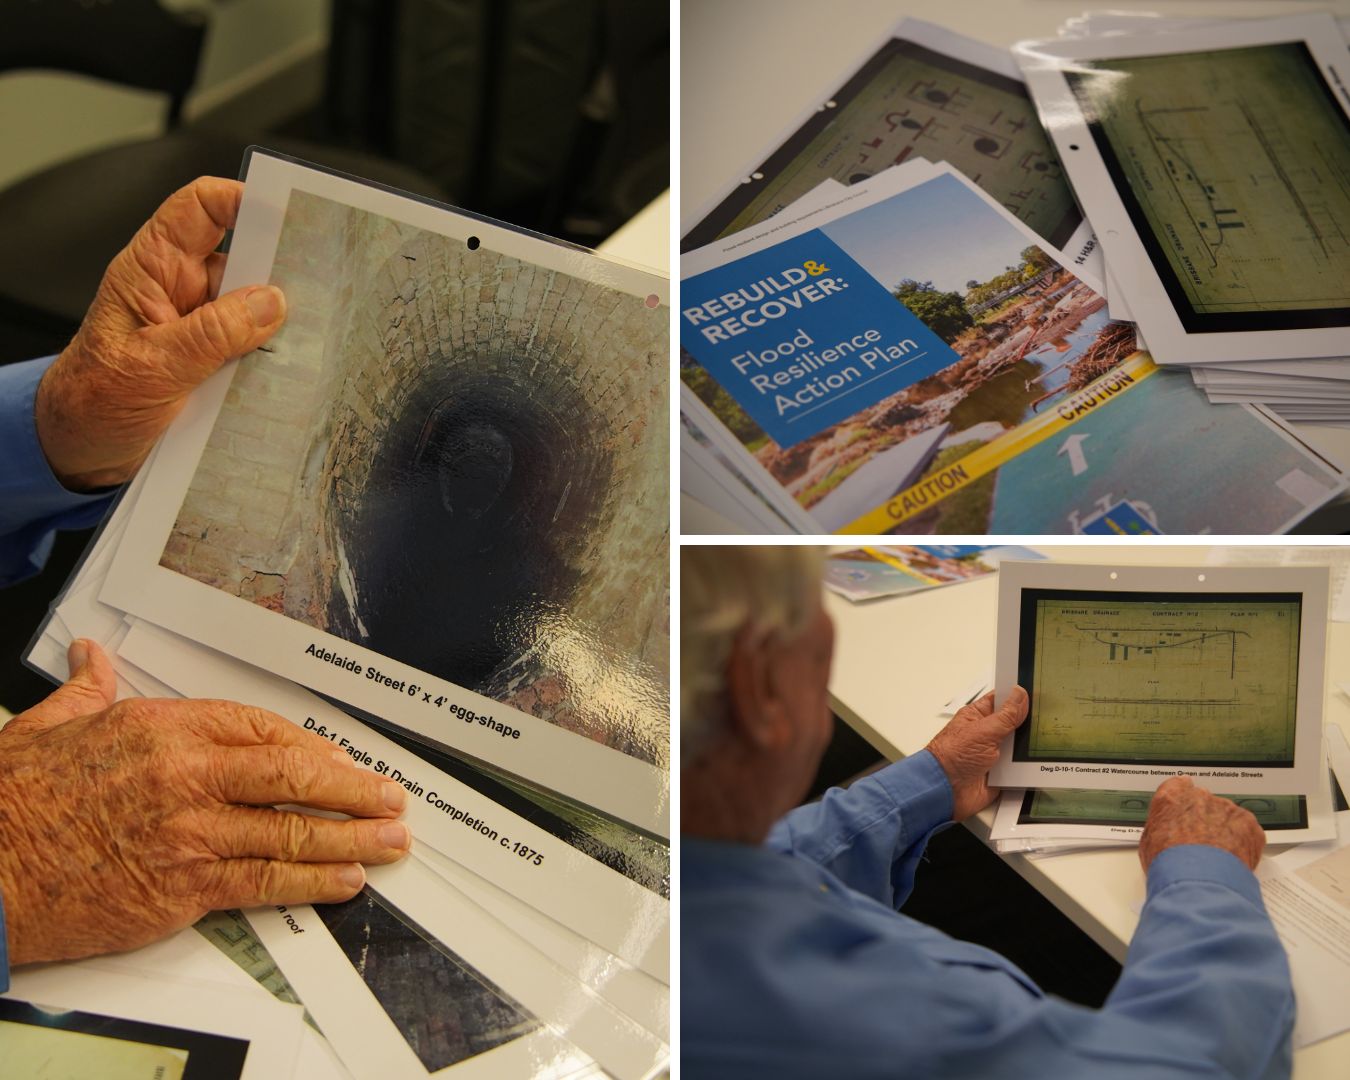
166 191 668 767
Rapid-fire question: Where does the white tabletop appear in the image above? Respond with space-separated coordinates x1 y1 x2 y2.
680 0 1350 533
825 542 1350 1076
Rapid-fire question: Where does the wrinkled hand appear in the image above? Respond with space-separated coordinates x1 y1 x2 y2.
1139 776 1265 873
0 641 410 968
35 176 285 491
925 687 1028 822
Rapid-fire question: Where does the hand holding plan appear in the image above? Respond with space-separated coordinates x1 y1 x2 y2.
1139 777 1265 873
0 640 410 968
926 687 1028 821
34 177 287 491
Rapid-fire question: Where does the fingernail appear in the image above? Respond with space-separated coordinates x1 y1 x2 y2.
245 285 283 325
379 822 410 849
331 750 353 766
383 783 407 812
67 639 89 673
339 864 365 890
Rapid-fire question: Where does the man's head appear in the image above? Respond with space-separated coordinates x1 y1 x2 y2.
681 546 834 838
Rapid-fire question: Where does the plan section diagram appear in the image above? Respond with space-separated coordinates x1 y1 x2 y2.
1020 592 1301 765
1067 41 1350 330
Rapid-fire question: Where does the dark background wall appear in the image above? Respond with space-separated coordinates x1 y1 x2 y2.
0 0 669 712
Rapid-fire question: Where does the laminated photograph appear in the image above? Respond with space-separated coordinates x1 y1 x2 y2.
680 161 1343 534
1014 13 1350 366
248 855 667 1080
990 561 1329 795
115 618 670 986
3 965 305 1080
682 17 1099 272
98 149 669 834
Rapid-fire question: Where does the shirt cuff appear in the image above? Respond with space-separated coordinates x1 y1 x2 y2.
0 356 115 527
872 749 956 840
1146 843 1264 909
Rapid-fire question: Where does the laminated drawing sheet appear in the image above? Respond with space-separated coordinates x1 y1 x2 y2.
25 467 672 994
1014 13 1350 366
682 16 1101 277
989 763 1338 846
3 965 306 1080
97 149 670 836
991 561 1329 796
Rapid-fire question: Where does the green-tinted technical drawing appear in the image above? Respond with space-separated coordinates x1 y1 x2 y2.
718 39 1082 247
195 910 316 1030
1068 43 1350 323
1021 787 1305 828
1023 595 1300 763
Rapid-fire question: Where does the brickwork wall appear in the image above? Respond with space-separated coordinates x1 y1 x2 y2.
163 191 668 765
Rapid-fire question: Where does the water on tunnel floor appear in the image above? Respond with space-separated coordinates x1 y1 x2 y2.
335 366 613 693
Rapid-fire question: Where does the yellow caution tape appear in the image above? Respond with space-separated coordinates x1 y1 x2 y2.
838 353 1157 534
862 545 942 585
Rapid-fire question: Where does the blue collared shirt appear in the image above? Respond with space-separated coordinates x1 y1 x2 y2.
683 750 1294 1079
0 356 115 586
1 354 118 990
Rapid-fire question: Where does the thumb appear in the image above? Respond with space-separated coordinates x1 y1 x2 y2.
989 686 1029 733
146 284 286 390
13 639 119 730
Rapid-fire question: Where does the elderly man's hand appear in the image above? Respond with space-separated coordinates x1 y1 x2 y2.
1138 776 1265 873
0 640 410 968
35 177 285 491
925 687 1028 822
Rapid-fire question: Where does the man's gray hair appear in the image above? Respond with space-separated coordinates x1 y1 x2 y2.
681 546 826 767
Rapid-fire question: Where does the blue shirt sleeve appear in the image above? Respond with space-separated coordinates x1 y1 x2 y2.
0 356 116 586
766 750 954 909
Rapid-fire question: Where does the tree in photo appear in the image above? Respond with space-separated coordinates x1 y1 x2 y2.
892 279 973 344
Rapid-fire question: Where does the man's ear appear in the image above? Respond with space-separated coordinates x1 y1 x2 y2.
725 628 790 752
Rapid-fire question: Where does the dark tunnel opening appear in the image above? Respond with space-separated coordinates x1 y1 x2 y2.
329 361 615 692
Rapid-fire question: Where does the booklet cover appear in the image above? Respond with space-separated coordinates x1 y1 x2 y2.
681 163 1345 534
823 544 1042 601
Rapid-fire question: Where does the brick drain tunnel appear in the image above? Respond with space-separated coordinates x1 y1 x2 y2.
169 193 668 769
333 365 612 692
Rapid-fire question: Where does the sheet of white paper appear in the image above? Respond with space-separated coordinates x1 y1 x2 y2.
1258 812 1350 1048
117 619 669 985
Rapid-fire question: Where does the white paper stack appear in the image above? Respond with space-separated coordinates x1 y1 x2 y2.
20 148 670 1080
1013 11 1350 427
679 16 1350 535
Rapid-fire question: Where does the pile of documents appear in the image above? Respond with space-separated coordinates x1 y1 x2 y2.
14 150 670 1079
681 13 1350 534
1017 12 1350 427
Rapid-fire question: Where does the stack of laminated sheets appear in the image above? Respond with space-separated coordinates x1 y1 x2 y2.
680 13 1350 534
15 148 670 1080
